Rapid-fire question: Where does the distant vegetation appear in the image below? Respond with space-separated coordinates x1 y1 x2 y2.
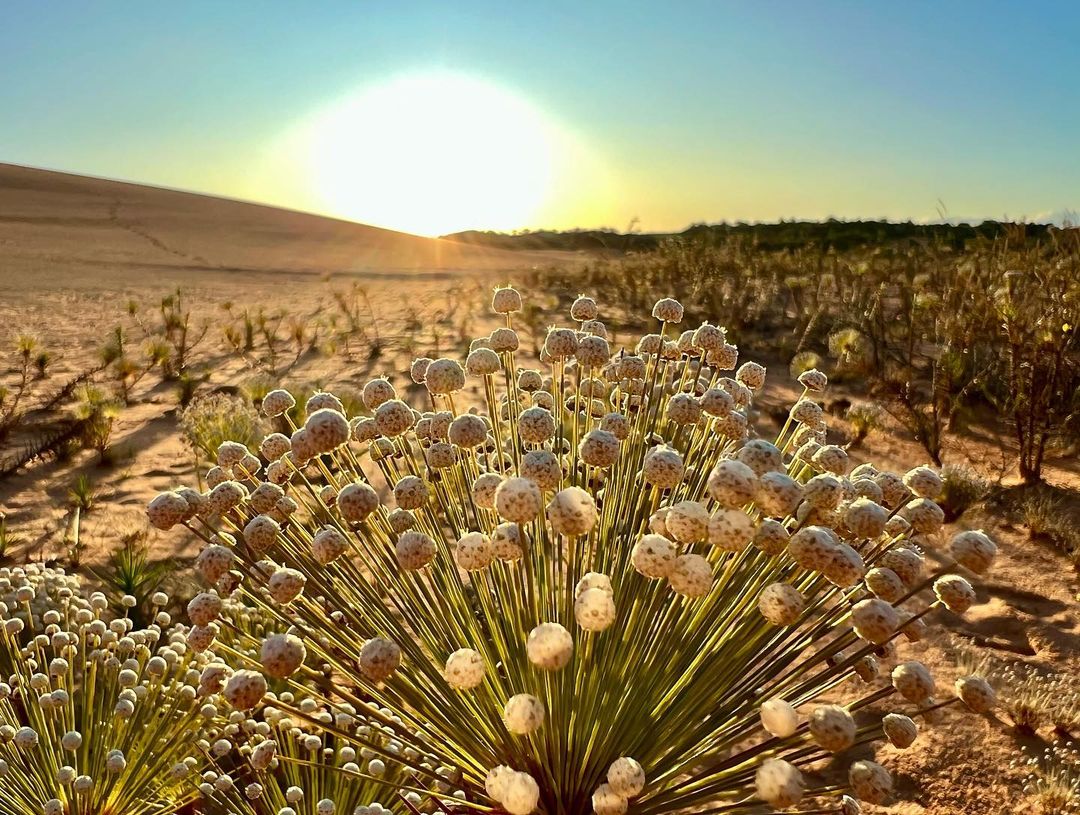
444 218 1063 254
528 223 1080 484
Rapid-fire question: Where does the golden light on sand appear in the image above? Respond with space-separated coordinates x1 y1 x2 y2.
305 72 557 236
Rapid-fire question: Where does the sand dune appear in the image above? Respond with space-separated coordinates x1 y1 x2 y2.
0 163 565 289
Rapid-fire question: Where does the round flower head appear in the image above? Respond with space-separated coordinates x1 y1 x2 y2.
879 547 923 587
735 361 766 391
848 760 892 805
851 598 899 645
501 770 540 815
883 713 918 748
592 784 628 815
787 526 841 572
900 497 945 535
261 633 306 679
489 326 520 352
662 500 706 544
643 446 684 490
606 757 645 798
518 406 556 444
843 497 889 539
467 347 501 376
546 487 598 537
517 369 543 391
425 358 466 394
494 477 543 523
544 327 579 360
809 704 856 752
789 398 824 426
892 661 935 704
358 638 401 683
903 465 943 499
933 574 976 613
305 409 350 453
692 322 725 351
337 482 379 522
797 368 828 391
700 387 734 417
444 648 486 690
949 529 997 575
456 532 495 571
492 522 528 561
311 527 349 565
575 588 616 632
503 694 545 735
577 335 611 367
865 567 905 603
668 554 713 598
756 472 803 518
243 515 280 553
396 531 437 571
632 534 676 579
262 389 296 418
811 444 849 476
955 675 996 713
570 295 599 322
755 759 803 808
224 670 267 711
758 583 805 626
448 414 488 448
267 567 306 604
760 698 799 738
393 475 428 509
526 623 574 670
753 518 790 555
520 450 562 491
666 393 702 425
874 471 912 508
187 592 222 627
374 399 414 437
207 480 247 514
361 378 396 410
492 286 522 314
409 357 432 384
652 297 684 323
736 440 782 477
706 460 758 508
306 391 344 415
147 492 189 530
707 508 754 552
578 429 620 468
195 544 234 584
470 472 503 509
820 541 865 588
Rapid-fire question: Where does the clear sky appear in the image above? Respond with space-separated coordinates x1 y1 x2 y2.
2 1 1078 235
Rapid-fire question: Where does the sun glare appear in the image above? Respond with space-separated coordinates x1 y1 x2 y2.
304 72 557 236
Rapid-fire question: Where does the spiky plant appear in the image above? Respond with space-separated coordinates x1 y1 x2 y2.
153 290 1001 815
0 565 220 815
1022 744 1080 814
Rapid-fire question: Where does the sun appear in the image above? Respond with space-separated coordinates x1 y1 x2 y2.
304 72 557 236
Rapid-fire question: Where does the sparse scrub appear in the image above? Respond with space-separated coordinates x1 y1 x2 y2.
180 391 266 462
938 464 991 521
844 401 885 448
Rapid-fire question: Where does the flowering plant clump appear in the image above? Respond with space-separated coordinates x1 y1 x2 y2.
154 288 1000 815
0 565 221 815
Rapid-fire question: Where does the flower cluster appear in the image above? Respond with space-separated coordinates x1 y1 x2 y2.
154 288 1000 815
0 565 220 815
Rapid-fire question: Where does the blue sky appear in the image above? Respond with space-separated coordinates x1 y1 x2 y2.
1 1 1077 233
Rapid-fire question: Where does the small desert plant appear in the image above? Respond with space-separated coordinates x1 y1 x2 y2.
1020 490 1080 564
788 350 824 379
1022 744 1080 814
97 535 173 626
0 513 21 560
155 289 1001 814
67 473 97 512
938 464 990 522
74 384 122 462
158 288 209 379
179 391 266 462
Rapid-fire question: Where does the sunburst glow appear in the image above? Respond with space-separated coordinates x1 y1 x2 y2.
304 72 557 236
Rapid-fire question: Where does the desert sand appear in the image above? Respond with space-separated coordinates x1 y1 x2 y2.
1 164 1077 814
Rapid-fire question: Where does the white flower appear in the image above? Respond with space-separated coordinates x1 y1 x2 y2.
760 698 799 738
606 757 645 798
444 649 486 690
526 623 573 671
755 759 803 808
503 694 545 735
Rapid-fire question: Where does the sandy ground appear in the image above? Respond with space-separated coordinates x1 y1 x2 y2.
1 165 1078 814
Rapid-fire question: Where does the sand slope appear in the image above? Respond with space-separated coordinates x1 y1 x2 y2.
0 162 564 288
